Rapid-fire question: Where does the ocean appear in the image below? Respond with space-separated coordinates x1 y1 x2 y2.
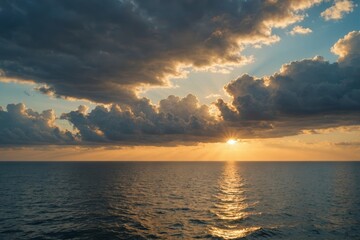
0 162 359 239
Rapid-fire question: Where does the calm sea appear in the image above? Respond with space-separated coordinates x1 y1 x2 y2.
0 162 359 239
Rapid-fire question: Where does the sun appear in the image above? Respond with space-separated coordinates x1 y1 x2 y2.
227 139 238 145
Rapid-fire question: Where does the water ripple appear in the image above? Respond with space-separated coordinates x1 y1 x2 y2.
208 162 264 239
0 162 359 239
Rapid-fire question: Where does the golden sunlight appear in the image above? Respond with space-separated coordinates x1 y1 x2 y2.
226 139 238 145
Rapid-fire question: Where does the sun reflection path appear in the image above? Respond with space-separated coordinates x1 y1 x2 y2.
209 162 260 239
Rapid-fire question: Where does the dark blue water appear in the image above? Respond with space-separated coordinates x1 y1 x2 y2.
0 162 360 239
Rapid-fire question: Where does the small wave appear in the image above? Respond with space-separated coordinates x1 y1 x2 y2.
169 207 191 211
213 202 250 210
212 211 250 221
0 229 22 234
214 195 247 203
246 227 282 239
209 226 283 240
168 194 184 200
124 222 149 232
169 223 184 229
189 219 208 225
218 189 246 195
209 226 261 239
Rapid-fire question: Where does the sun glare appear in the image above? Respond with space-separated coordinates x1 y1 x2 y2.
227 139 238 145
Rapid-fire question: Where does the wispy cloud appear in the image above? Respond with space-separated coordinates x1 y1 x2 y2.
205 94 222 99
289 26 312 35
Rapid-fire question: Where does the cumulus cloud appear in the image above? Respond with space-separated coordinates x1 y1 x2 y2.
331 31 360 65
0 103 76 145
0 0 322 104
289 26 312 35
61 95 223 145
321 0 355 21
216 31 360 137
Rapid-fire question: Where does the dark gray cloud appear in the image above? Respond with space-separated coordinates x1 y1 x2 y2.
0 0 319 104
0 103 76 145
216 31 360 136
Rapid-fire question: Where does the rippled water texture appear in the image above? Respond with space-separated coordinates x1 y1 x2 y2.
1 162 360 239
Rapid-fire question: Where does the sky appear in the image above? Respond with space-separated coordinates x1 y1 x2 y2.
0 0 359 161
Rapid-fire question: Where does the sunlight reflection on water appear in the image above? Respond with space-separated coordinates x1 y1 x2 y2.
209 162 261 239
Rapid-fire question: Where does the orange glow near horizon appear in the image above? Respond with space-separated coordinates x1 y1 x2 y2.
1 133 359 161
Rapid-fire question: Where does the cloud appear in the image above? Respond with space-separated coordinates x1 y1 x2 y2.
205 94 222 99
216 31 360 137
321 0 355 21
334 141 360 147
61 29 360 143
289 26 312 35
2 27 360 146
0 0 322 104
331 31 360 65
0 103 76 145
61 95 223 145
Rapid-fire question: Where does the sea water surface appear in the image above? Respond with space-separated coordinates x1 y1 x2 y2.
0 162 359 239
